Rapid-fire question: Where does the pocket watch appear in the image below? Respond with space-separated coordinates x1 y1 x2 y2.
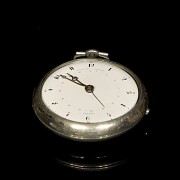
32 49 150 142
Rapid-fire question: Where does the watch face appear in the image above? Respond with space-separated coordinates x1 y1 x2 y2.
41 58 139 123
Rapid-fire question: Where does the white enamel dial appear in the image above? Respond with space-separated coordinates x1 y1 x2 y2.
42 59 138 123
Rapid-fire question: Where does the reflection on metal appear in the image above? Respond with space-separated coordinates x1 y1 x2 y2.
96 124 113 130
55 153 128 171
145 108 150 115
71 124 89 131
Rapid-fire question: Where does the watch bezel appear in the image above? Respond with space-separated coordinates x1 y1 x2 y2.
32 58 148 142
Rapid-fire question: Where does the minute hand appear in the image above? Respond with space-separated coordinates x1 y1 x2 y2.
60 73 87 86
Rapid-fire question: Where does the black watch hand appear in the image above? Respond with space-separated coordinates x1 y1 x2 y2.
60 74 86 86
66 73 87 86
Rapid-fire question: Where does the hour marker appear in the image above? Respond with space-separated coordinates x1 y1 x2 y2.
107 113 111 117
52 102 58 105
54 75 60 79
66 112 70 116
108 68 112 71
48 89 53 91
69 67 74 70
86 116 90 120
121 104 126 107
122 77 127 80
126 91 135 94
89 63 94 67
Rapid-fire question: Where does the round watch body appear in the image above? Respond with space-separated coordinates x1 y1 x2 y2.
32 50 149 142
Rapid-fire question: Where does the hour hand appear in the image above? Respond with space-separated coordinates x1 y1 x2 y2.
60 74 78 82
60 74 73 81
67 73 78 81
